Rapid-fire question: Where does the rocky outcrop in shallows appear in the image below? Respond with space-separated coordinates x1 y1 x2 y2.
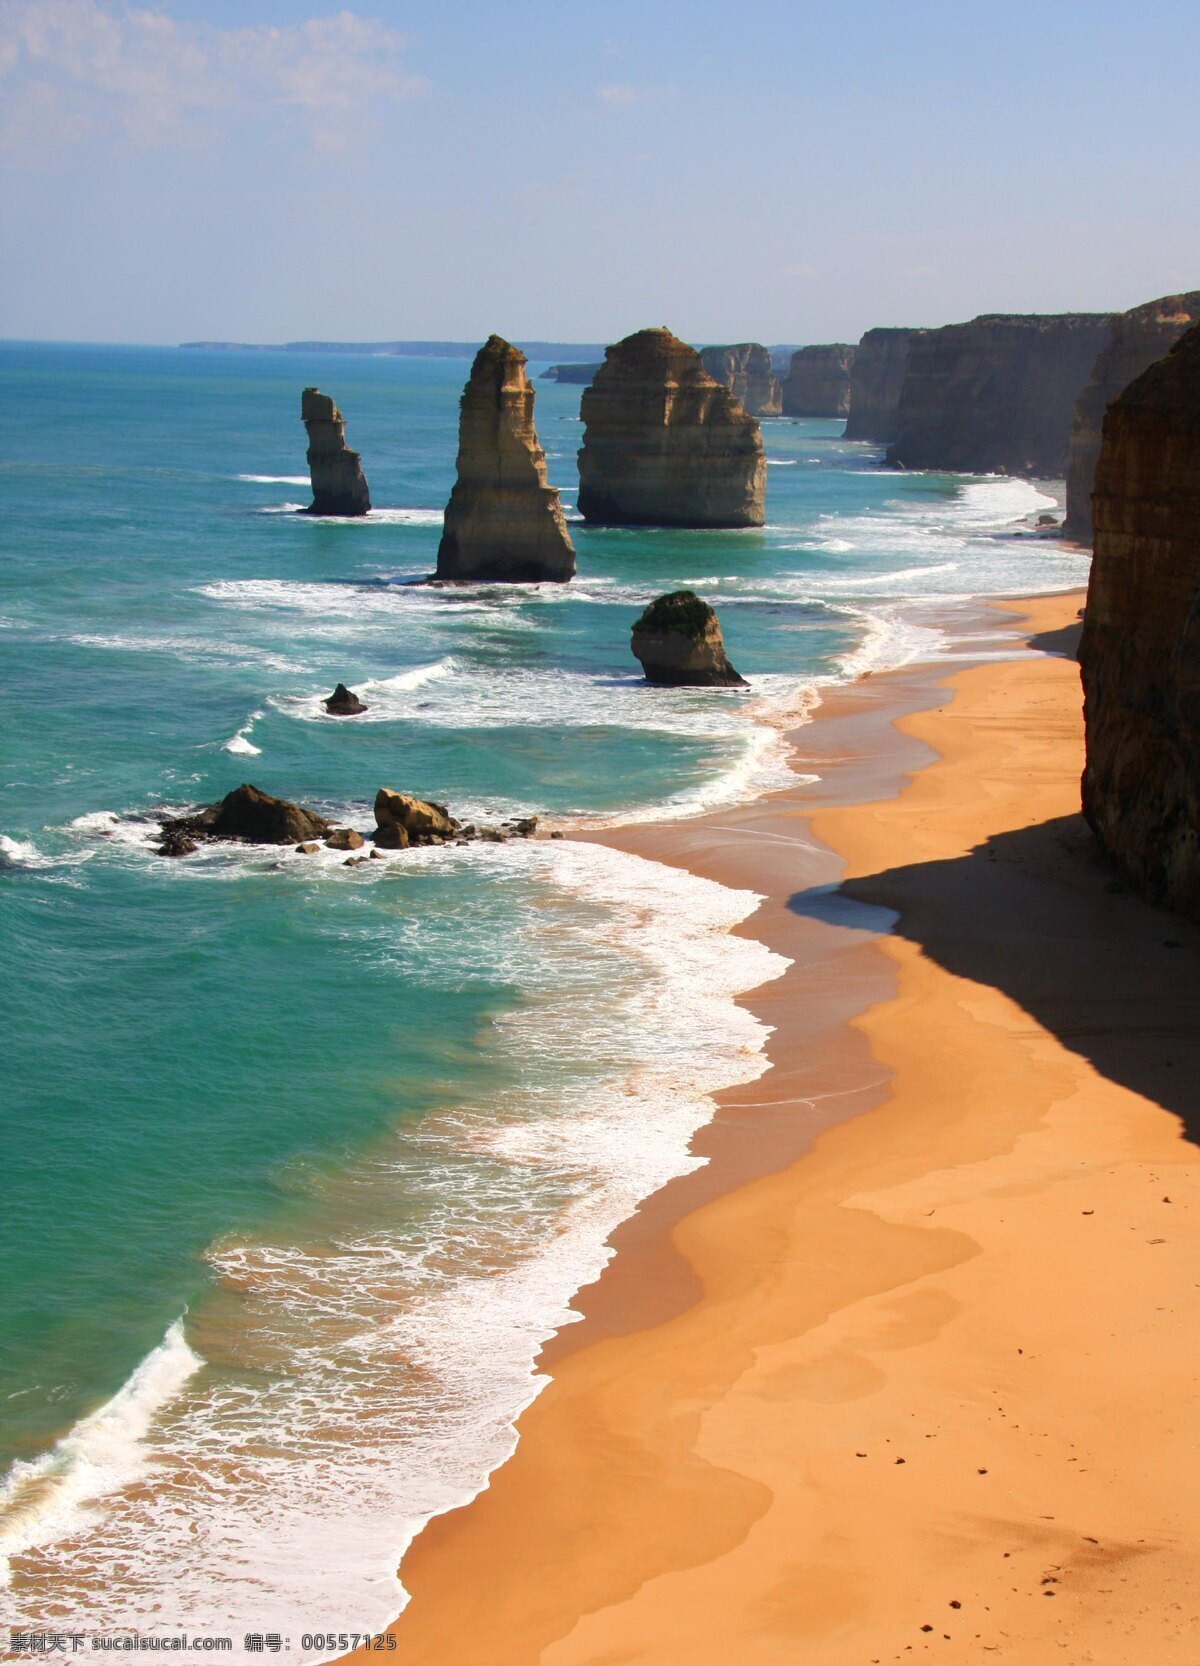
578 329 766 528
887 313 1114 477
324 682 368 716
436 337 576 584
1064 291 1200 543
1079 322 1200 920
161 784 332 846
843 328 924 442
630 591 747 687
781 345 856 417
698 344 782 417
301 388 371 517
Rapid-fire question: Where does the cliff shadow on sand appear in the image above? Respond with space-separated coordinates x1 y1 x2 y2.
788 809 1200 1142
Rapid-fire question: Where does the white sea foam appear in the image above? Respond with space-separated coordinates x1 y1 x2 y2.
0 1319 202 1588
236 474 310 486
64 631 310 676
259 506 445 526
222 711 264 756
2 841 788 1659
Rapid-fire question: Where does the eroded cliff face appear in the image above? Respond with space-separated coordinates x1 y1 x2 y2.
630 590 746 686
781 344 856 417
1079 322 1200 919
843 328 923 442
578 329 765 528
887 313 1113 477
436 335 575 584
1063 292 1200 543
301 387 371 516
698 343 782 417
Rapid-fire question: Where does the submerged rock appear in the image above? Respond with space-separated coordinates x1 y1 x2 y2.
578 328 766 528
782 344 856 417
157 832 198 858
323 682 368 716
1064 291 1200 543
631 591 747 687
162 784 332 846
1079 321 1200 920
698 344 782 417
435 336 575 584
301 387 371 517
843 328 924 442
887 313 1114 476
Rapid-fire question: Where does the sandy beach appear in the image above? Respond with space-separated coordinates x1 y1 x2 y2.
350 590 1200 1665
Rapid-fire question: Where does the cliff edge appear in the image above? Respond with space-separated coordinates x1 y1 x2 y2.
782 345 856 418
698 344 782 417
843 328 923 443
1079 321 1200 919
887 314 1113 477
1063 291 1200 543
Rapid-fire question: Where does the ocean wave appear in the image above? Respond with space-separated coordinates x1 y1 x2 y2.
236 474 310 486
3 842 787 1656
0 1319 201 1589
222 711 265 756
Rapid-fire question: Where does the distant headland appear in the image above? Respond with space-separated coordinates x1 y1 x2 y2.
179 338 610 360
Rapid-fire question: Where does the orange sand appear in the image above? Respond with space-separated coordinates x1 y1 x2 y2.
351 593 1200 1665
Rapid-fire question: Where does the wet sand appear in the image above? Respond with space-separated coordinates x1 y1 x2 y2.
350 591 1200 1664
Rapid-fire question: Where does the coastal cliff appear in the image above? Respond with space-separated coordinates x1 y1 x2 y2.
578 329 766 528
1079 322 1200 919
1064 291 1200 542
843 328 923 442
436 336 575 584
540 362 602 385
888 313 1113 477
781 344 856 417
301 388 370 516
698 344 782 417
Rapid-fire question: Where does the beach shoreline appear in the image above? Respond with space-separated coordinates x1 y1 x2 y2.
346 584 1200 1662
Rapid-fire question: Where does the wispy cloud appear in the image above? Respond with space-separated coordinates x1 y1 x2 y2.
596 82 676 107
0 1 427 157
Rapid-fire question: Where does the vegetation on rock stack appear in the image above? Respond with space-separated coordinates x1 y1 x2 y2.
1079 321 1200 920
631 589 747 687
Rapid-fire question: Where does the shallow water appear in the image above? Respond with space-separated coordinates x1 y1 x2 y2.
0 343 1089 1648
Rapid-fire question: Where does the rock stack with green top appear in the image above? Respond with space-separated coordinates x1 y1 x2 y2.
630 591 747 687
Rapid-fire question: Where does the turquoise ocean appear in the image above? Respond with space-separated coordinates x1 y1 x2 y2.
0 343 1090 1651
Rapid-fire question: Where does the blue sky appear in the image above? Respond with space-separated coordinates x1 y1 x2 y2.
2 0 1198 345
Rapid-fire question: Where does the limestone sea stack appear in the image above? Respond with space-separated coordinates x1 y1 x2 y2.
301 388 371 516
887 313 1114 477
631 591 747 686
698 344 782 417
435 336 575 584
843 328 924 442
1079 322 1200 919
781 344 856 417
578 329 766 528
1063 291 1200 543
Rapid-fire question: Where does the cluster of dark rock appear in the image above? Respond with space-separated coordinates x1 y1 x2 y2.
155 784 543 862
